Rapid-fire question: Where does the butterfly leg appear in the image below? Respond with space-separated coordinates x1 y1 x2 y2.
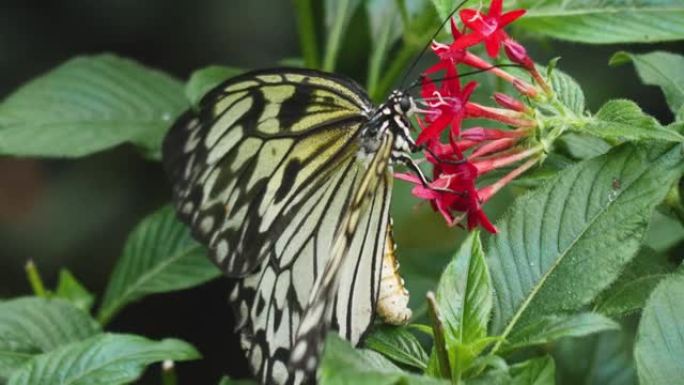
392 152 430 188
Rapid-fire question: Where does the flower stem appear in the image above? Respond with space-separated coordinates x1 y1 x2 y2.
25 259 48 298
466 102 535 127
427 291 451 380
473 146 541 175
463 52 537 96
479 156 540 201
529 66 552 95
293 0 320 69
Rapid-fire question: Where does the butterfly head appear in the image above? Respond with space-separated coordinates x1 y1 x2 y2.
360 90 415 155
388 90 414 116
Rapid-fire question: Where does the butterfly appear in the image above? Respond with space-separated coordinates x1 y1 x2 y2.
162 68 426 384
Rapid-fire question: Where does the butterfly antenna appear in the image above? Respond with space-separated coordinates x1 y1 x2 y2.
399 0 470 91
406 63 524 92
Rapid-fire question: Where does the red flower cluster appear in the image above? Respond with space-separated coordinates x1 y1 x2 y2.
397 0 546 233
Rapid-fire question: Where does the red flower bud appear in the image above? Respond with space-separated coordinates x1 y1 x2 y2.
504 38 534 69
493 92 526 112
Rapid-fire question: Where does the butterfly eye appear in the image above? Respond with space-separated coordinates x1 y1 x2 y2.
399 95 411 112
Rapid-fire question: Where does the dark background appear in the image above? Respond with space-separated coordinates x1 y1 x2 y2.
1 1 682 384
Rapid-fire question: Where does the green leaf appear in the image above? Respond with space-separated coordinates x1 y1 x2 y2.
374 2 440 99
322 0 362 71
0 298 101 380
0 54 186 159
365 326 429 370
217 376 258 385
549 66 585 115
98 205 220 325
366 0 403 100
428 0 478 20
185 66 242 107
510 153 576 190
556 133 611 160
429 0 453 20
436 231 491 346
581 100 684 142
465 369 511 385
677 105 684 122
7 334 199 385
610 51 684 115
54 269 94 313
320 334 448 385
505 312 619 352
293 0 320 68
510 355 556 385
432 232 493 380
487 143 684 345
553 329 637 385
594 247 677 317
517 0 684 44
634 271 684 385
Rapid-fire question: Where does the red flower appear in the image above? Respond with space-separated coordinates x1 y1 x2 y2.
416 68 477 145
459 0 526 57
393 0 543 233
431 18 481 64
395 141 498 233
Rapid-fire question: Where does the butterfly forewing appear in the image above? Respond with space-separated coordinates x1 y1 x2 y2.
163 69 373 276
163 68 395 385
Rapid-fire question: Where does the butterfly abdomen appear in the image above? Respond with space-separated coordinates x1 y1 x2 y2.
376 223 411 325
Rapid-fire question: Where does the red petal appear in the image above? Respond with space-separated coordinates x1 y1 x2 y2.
460 9 488 32
485 35 501 57
394 172 421 184
489 0 503 17
421 76 437 99
416 113 451 145
451 32 484 50
443 64 461 95
450 17 461 39
412 185 440 200
462 81 478 100
449 115 463 137
499 9 526 27
435 199 456 226
476 209 498 233
424 60 449 75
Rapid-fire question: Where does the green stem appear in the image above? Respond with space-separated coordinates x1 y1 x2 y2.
322 0 351 71
396 0 410 27
374 42 420 100
25 260 48 298
664 179 684 224
293 0 320 69
367 21 394 102
161 360 177 385
427 291 452 380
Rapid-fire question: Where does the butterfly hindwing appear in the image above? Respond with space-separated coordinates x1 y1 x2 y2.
289 134 394 375
229 142 392 383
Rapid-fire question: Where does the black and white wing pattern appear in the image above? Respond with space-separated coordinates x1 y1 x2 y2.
162 68 393 385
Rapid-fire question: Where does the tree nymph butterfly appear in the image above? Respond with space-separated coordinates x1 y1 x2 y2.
162 67 428 384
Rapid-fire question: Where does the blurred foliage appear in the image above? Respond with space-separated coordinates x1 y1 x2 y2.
0 0 683 384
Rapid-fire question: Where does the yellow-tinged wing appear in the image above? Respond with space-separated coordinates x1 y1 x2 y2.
162 68 394 385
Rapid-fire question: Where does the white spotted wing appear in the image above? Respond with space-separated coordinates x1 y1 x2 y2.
163 68 393 385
